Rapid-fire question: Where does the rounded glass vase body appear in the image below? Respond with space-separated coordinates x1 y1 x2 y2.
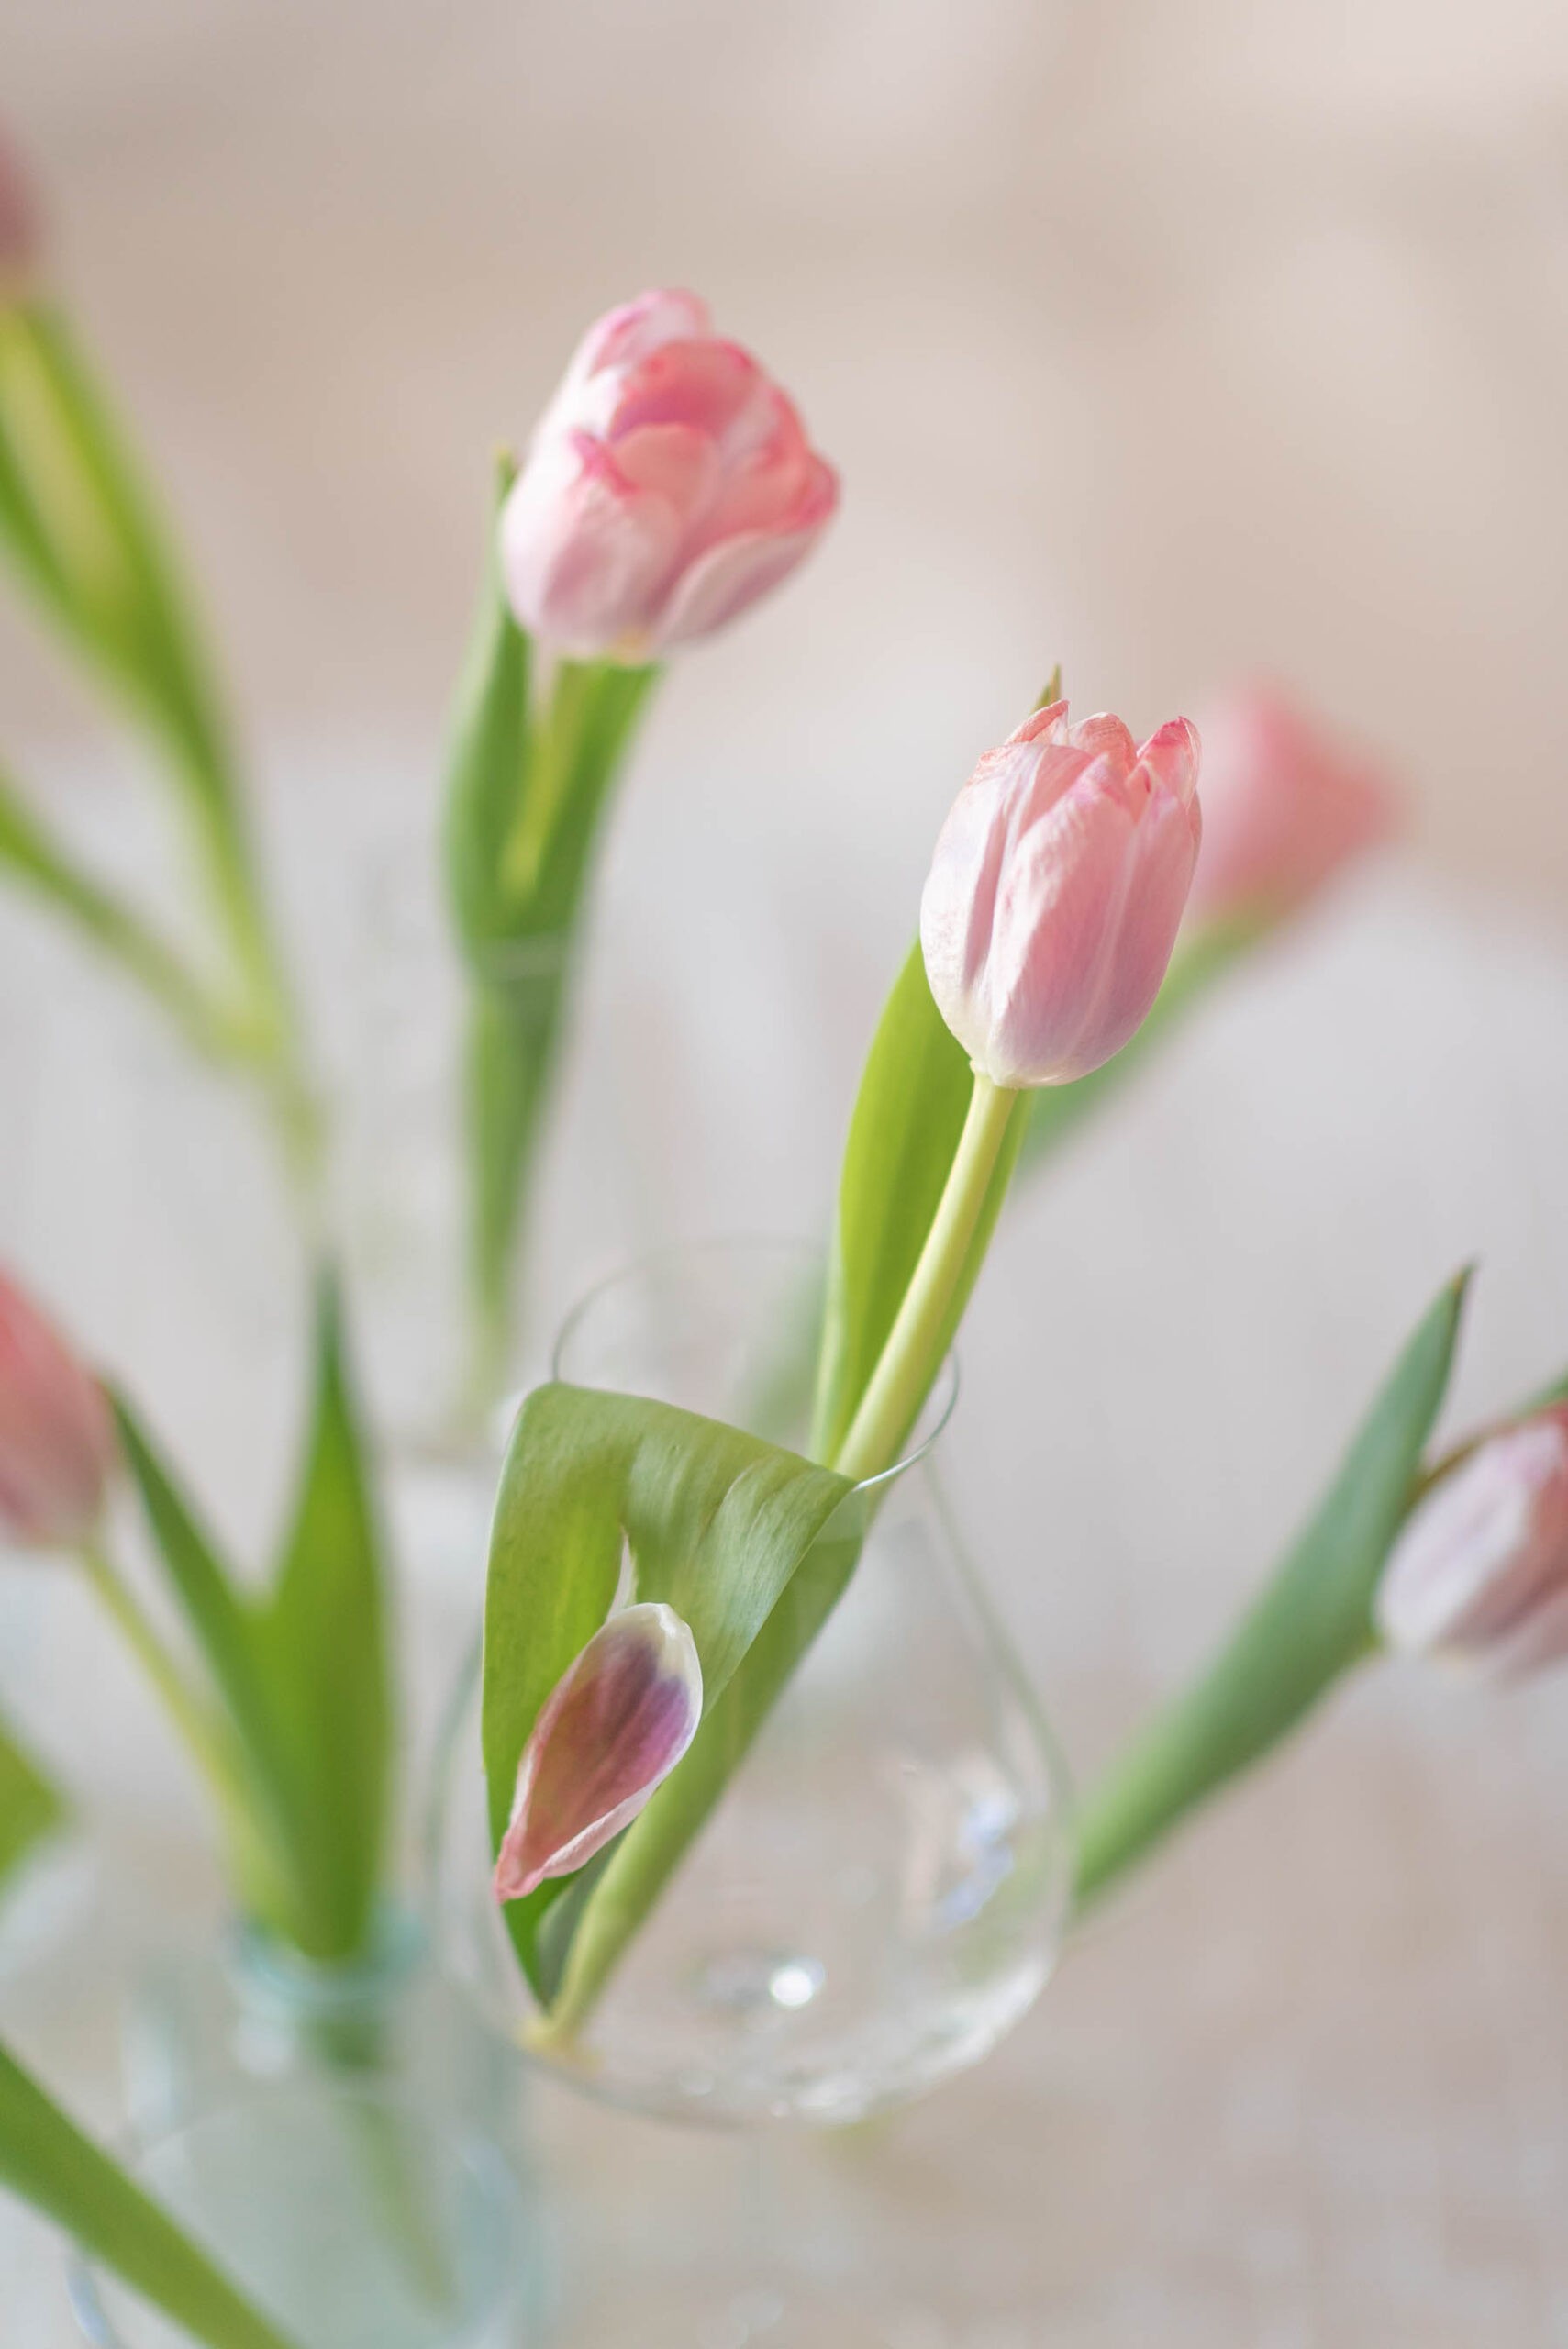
431 1241 1073 2129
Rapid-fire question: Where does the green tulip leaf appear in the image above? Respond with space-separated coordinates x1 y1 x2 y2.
0 2039 297 2349
0 760 236 1061
1073 1268 1471 1907
110 1275 392 1962
0 302 239 842
254 1275 394 1962
483 1383 852 2009
0 1711 66 1901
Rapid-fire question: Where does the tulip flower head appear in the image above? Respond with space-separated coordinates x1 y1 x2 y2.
1187 685 1396 930
0 129 39 295
1376 1408 1568 1679
494 1600 703 1903
0 1270 115 1548
499 288 839 662
920 700 1203 1089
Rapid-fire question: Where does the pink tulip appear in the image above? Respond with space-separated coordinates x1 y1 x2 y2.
0 1270 115 1548
0 128 39 290
1376 1408 1568 1678
498 288 839 662
1186 685 1396 928
494 1600 703 1902
919 699 1203 1089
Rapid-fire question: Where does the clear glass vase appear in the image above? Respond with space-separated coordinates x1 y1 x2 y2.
124 1904 527 2156
68 2078 528 2349
428 1239 1073 2133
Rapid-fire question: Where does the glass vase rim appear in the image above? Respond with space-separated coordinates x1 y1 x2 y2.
547 1231 960 1495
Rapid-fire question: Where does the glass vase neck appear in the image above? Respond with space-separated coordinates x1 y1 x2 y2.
548 1235 959 1493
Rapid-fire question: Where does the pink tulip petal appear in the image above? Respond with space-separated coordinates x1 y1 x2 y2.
499 433 682 655
1041 784 1202 1080
922 698 1202 1088
984 769 1143 1086
577 289 711 379
0 129 39 284
501 292 835 658
494 1601 703 1904
1377 1412 1568 1669
0 1272 114 1549
605 339 766 446
1187 686 1396 925
651 513 831 651
610 423 723 519
1133 716 1202 812
1005 699 1070 751
1067 712 1140 772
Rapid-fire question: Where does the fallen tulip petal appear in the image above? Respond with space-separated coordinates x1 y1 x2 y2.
494 1601 703 1903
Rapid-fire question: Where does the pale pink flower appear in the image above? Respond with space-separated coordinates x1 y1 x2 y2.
0 128 39 292
0 1270 115 1548
499 288 838 662
1376 1408 1568 1679
494 1601 703 1902
1187 685 1396 928
920 699 1203 1088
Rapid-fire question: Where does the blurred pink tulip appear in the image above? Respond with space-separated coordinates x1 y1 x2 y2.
0 128 39 290
920 699 1203 1088
1187 685 1396 928
499 288 839 662
494 1600 703 1902
1376 1408 1568 1678
0 1270 115 1548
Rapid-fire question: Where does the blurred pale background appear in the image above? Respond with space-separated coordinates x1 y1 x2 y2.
5 4 1568 2344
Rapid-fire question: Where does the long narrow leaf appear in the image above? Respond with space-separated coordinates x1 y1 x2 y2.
0 2041 297 2349
0 303 239 829
255 1277 393 1961
0 763 229 1054
109 1397 281 1789
108 1393 302 1934
0 1709 66 1899
1073 1269 1471 1906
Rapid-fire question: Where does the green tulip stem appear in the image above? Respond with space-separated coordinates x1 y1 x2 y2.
76 1534 242 1812
832 1067 1018 1485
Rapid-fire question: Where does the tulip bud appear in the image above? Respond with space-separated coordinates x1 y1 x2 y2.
1375 1408 1568 1678
0 128 39 295
1186 685 1396 930
919 699 1203 1089
0 1270 115 1548
494 1600 703 1902
498 288 839 662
